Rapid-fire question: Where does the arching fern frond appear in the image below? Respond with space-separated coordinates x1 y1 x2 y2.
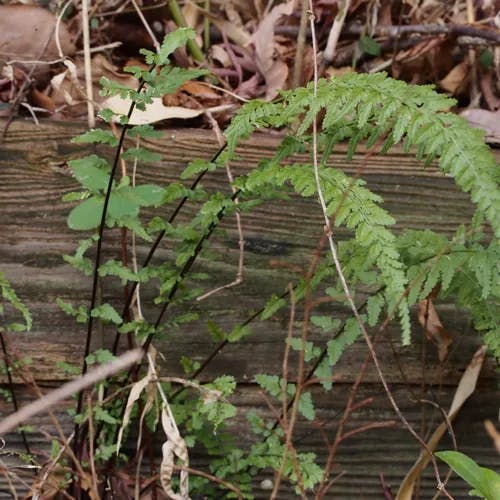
227 71 499 349
227 72 500 237
237 161 412 344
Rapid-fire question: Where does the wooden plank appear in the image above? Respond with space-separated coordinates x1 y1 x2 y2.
0 384 497 498
0 119 498 498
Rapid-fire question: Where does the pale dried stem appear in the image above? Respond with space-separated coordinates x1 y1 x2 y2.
81 0 95 128
55 0 74 58
174 465 243 499
32 433 74 499
134 450 144 500
466 0 480 107
484 420 500 453
258 390 304 500
0 349 142 435
0 459 20 499
323 0 351 63
292 0 309 89
281 284 296 429
270 285 298 499
197 111 245 301
307 3 452 497
86 394 99 497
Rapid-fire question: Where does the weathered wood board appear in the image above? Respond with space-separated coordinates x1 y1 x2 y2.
0 119 498 498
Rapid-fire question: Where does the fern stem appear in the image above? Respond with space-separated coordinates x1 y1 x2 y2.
168 0 204 62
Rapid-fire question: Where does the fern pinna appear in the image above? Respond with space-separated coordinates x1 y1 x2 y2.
226 72 499 355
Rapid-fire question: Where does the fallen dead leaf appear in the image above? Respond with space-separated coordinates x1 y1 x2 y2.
188 1 251 47
418 298 452 362
252 0 295 100
0 5 75 82
439 61 469 94
461 108 500 145
102 94 204 125
50 55 139 115
181 80 220 100
396 346 487 500
211 45 232 67
31 87 56 112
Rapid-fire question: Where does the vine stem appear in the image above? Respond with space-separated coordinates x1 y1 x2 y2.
306 3 452 497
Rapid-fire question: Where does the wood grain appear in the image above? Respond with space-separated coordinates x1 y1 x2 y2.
0 119 498 498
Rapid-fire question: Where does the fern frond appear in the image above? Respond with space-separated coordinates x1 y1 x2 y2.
227 71 499 348
398 230 499 356
240 162 412 343
228 73 499 236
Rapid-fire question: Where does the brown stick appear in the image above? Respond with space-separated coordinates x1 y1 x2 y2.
0 349 143 435
276 22 500 44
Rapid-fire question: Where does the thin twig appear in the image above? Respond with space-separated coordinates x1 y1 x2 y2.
0 332 31 456
270 284 298 499
32 433 74 499
0 349 142 435
0 459 19 500
86 395 99 498
344 22 500 44
131 0 160 51
197 111 245 300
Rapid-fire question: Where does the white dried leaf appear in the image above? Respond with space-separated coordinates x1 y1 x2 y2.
159 407 189 499
116 372 151 454
102 95 204 125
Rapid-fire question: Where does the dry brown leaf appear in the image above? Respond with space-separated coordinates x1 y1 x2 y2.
461 109 500 145
181 80 220 99
479 71 500 111
31 87 56 112
182 2 201 29
396 346 487 500
102 95 204 125
211 45 232 67
188 1 251 47
418 298 452 362
91 54 140 87
50 55 140 115
224 0 245 28
0 5 75 81
484 420 500 453
439 61 469 94
252 0 295 100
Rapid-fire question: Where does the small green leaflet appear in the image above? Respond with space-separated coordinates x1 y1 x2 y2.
359 35 381 56
72 129 119 147
91 304 122 325
68 155 111 193
67 184 166 230
298 392 315 421
68 196 103 230
121 148 162 163
157 27 197 65
435 451 500 500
